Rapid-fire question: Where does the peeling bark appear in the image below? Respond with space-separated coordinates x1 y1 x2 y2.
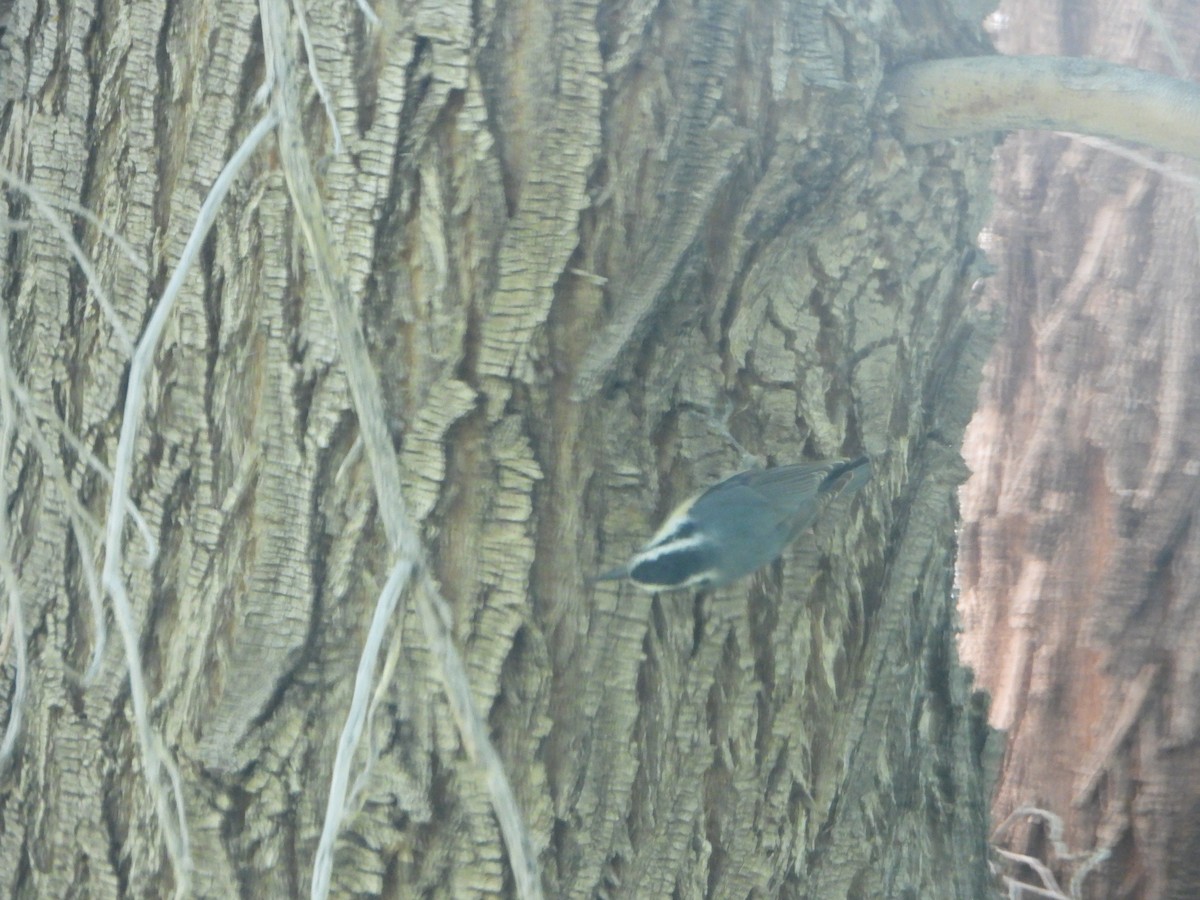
959 2 1200 897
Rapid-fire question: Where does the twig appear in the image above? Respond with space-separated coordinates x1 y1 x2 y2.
345 593 408 815
0 166 148 273
311 560 409 899
994 848 1066 897
256 3 542 897
1054 134 1200 188
1000 874 1072 899
1073 664 1158 806
99 110 279 897
993 806 1113 899
352 0 380 28
14 396 109 681
0 167 136 353
9 381 157 563
292 0 345 154
0 310 28 776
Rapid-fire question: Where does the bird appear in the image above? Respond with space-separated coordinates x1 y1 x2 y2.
592 456 871 590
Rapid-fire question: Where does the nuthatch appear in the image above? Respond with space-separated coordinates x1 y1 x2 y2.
594 456 871 590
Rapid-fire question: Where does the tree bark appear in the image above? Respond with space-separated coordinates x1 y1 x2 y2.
0 0 998 896
959 1 1200 897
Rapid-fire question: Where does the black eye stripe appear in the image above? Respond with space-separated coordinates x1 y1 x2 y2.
819 456 870 495
631 545 715 587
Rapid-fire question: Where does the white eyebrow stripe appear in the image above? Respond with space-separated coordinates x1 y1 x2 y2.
633 533 708 562
643 496 703 547
634 569 719 590
645 524 695 549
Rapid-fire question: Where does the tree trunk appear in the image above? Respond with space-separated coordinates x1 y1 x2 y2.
959 1 1200 897
0 0 998 896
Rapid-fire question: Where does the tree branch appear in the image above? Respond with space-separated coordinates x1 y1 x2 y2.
888 56 1200 161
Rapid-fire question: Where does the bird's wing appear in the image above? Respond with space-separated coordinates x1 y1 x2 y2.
741 461 840 492
700 458 870 525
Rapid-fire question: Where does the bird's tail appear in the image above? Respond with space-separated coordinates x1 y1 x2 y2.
820 455 872 498
587 565 628 583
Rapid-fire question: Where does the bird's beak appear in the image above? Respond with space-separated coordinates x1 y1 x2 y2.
588 565 628 583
